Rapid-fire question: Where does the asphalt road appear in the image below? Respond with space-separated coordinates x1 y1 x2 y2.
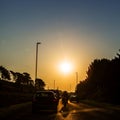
0 99 120 120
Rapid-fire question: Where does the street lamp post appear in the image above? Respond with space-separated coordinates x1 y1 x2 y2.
76 72 78 85
54 80 55 89
35 42 41 80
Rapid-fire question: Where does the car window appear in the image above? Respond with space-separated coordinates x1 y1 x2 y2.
35 92 54 98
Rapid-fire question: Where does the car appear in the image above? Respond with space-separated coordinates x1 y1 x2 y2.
32 91 58 113
49 89 61 101
69 94 79 103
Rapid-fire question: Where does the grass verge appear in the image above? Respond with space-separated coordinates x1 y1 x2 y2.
0 102 31 119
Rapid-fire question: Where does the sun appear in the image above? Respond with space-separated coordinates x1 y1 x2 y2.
59 61 73 74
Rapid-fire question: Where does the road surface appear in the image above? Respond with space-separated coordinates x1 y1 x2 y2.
0 99 120 120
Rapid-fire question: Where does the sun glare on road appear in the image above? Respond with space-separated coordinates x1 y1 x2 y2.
59 61 73 74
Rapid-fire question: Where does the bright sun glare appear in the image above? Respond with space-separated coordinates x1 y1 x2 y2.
59 61 73 74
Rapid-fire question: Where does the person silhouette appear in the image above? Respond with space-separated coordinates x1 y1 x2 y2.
61 91 69 110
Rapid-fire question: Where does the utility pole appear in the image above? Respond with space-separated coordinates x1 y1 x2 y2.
54 80 55 89
35 42 41 80
76 72 78 85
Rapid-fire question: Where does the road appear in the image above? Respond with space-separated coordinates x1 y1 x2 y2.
0 99 120 120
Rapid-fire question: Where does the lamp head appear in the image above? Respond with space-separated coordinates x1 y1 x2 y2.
37 42 41 44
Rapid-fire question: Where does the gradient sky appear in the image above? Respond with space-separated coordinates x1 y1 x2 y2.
0 0 120 91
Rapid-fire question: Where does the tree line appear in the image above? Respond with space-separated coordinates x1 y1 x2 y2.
0 67 45 93
76 50 120 104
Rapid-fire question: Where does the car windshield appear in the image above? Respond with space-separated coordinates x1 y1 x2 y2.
36 92 54 98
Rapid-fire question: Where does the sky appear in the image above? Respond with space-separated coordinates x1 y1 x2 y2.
0 0 120 91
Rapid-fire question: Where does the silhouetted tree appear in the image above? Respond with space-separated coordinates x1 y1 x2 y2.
10 70 17 82
15 72 24 85
76 80 89 99
0 66 35 93
114 49 120 60
35 78 45 91
23 72 32 85
0 66 10 80
76 49 120 104
29 80 34 86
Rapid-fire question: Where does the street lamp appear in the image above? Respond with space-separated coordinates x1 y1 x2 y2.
35 42 41 80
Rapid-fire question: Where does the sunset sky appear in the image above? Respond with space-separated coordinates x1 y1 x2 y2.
0 0 120 91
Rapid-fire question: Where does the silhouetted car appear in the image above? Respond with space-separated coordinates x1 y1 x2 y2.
32 91 58 113
69 94 79 103
49 90 61 101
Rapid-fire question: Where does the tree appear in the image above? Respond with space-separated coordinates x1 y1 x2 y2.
76 50 120 104
23 72 32 85
0 66 10 80
10 70 17 82
29 80 34 86
35 78 45 91
114 49 120 60
15 72 24 85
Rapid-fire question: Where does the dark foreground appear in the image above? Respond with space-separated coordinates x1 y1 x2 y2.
0 100 120 120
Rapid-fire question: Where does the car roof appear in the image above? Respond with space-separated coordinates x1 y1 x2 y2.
35 90 55 94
